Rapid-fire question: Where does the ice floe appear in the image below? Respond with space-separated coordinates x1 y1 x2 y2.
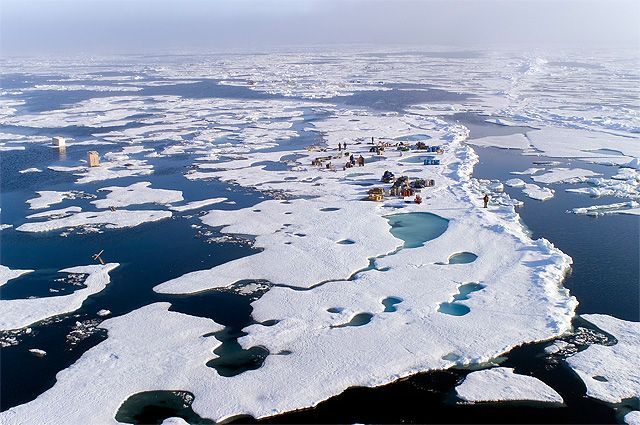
18 168 42 174
467 134 530 150
522 183 555 201
625 411 640 425
455 367 563 404
169 198 227 212
566 314 640 404
0 265 33 288
571 201 640 217
92 182 183 209
0 264 118 331
16 210 171 233
505 178 526 188
532 168 601 184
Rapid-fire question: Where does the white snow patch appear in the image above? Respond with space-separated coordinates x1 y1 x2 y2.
532 168 601 184
505 178 526 188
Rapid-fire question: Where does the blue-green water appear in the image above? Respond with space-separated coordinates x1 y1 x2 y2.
385 212 449 249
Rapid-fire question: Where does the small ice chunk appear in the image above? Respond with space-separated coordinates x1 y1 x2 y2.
19 168 42 174
522 184 554 201
505 178 526 188
26 191 78 210
456 367 563 403
161 418 189 425
544 340 570 354
29 348 47 357
97 309 111 317
511 167 545 176
625 411 640 425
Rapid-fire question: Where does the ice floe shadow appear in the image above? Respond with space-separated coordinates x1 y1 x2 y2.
336 239 355 245
438 283 485 316
330 313 374 328
115 390 214 424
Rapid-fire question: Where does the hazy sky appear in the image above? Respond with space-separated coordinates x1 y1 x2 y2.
1 0 638 56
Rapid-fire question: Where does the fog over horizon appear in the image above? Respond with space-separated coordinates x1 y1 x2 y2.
1 0 639 57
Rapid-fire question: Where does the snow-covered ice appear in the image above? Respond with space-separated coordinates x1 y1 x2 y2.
26 191 79 210
571 201 640 217
532 168 601 184
625 411 640 425
0 265 33 288
0 264 118 331
522 183 555 201
455 367 563 404
467 134 530 150
566 314 639 404
16 209 172 233
169 198 227 212
92 182 183 209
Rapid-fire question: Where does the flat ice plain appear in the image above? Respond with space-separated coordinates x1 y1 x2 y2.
0 48 638 423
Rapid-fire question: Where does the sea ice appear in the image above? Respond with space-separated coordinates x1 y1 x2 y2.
18 168 42 174
92 182 183 209
16 210 172 233
532 168 601 184
467 134 530 150
455 367 563 403
625 411 640 425
169 198 227 212
26 191 79 210
505 178 526 188
0 264 118 331
0 265 33 288
522 184 555 201
566 314 639 404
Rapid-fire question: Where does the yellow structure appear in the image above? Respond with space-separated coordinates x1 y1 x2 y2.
87 151 100 167
367 188 385 202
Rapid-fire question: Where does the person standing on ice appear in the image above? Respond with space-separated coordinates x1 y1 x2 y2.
483 194 489 208
338 142 342 151
344 141 348 150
